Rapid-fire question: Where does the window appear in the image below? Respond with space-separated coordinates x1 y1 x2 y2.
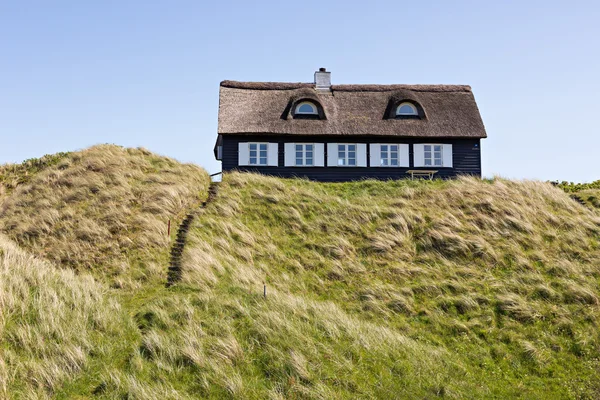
370 143 408 167
380 144 399 166
285 143 323 167
249 143 268 165
414 144 451 168
337 144 357 166
396 102 418 116
295 101 318 115
329 143 366 167
239 142 278 166
424 144 442 166
295 144 314 166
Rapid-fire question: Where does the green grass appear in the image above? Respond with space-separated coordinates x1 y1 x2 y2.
573 189 600 209
1 151 600 399
557 180 600 209
557 180 600 193
0 234 126 398
91 172 598 399
0 145 211 398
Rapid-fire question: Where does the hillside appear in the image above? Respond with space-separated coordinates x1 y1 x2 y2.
0 145 210 287
1 150 599 399
106 173 599 399
0 234 125 398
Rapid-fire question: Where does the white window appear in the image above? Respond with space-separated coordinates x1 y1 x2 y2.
284 143 324 167
239 142 278 166
327 143 367 167
370 144 409 167
380 144 400 166
295 101 318 115
424 144 442 167
396 102 418 116
295 144 314 166
337 144 357 166
413 144 453 168
249 143 268 165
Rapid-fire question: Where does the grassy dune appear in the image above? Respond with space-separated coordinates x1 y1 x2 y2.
0 146 210 398
137 172 599 399
0 145 210 287
1 149 599 399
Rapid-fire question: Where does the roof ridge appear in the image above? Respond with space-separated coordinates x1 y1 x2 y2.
221 80 472 92
220 81 313 90
332 84 472 93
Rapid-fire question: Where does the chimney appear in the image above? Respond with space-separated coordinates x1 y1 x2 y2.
314 67 331 91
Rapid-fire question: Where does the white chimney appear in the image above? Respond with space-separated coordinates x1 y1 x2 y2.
314 67 331 91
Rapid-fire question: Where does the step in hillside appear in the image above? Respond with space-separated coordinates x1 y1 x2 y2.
570 194 587 207
166 182 219 287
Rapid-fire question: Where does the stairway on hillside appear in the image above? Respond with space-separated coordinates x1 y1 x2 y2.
166 182 219 287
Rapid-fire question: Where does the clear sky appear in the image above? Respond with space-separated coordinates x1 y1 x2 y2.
1 1 599 182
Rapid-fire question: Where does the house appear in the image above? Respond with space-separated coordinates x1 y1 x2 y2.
214 68 486 181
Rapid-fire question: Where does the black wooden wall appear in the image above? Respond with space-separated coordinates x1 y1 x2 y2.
220 135 481 181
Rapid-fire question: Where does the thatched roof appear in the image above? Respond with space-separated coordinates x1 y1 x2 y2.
218 81 487 138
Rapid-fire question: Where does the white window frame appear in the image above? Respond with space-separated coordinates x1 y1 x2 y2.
294 143 314 166
327 143 366 167
396 102 418 116
295 101 318 115
285 143 324 167
413 144 452 168
370 144 409 167
423 144 443 167
239 142 278 166
248 142 269 166
379 144 401 167
336 143 358 166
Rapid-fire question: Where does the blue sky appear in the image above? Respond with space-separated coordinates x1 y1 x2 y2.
1 1 598 182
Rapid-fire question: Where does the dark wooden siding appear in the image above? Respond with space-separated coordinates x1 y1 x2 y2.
221 135 481 182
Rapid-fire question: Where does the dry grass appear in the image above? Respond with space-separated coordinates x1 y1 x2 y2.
164 172 600 398
121 287 456 399
0 234 123 398
2 160 599 398
0 145 209 286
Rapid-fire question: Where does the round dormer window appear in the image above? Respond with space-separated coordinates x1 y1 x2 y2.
396 102 418 116
295 102 318 115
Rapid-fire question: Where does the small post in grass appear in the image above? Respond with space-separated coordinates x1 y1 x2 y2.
167 219 171 236
263 283 266 298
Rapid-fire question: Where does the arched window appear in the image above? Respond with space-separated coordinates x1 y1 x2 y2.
396 102 418 116
295 101 318 115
